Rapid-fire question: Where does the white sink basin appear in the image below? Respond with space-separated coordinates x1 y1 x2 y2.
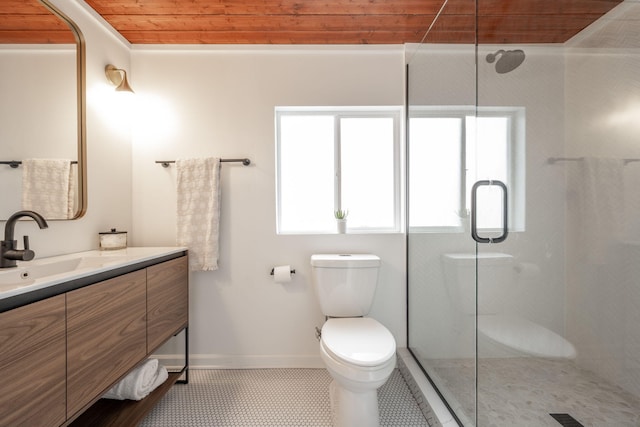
26 258 83 278
0 255 119 290
0 247 186 301
0 258 83 290
17 255 130 278
0 268 34 290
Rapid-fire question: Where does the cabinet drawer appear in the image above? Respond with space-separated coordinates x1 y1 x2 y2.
147 256 189 353
0 295 66 427
67 270 147 417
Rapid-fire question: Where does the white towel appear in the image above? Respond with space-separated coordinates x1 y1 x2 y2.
22 158 73 219
578 157 624 264
102 358 168 401
176 157 221 271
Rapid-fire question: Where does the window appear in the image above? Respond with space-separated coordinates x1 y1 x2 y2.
408 106 525 232
276 107 402 234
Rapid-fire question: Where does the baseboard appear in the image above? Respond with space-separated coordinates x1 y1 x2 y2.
151 353 325 370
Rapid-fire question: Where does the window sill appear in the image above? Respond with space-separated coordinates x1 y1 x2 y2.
277 229 403 236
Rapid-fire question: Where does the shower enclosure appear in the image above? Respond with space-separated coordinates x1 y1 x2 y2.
407 1 640 425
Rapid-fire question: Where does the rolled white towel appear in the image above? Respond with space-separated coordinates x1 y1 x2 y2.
102 358 169 401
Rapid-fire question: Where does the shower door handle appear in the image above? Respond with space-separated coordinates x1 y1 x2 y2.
470 180 508 244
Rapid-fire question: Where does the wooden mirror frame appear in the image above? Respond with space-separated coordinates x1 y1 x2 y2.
39 0 86 219
0 0 87 220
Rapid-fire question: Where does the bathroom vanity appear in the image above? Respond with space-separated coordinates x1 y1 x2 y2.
0 247 189 427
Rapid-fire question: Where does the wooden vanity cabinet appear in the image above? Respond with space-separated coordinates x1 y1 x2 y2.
147 256 189 353
0 295 66 427
66 269 147 417
0 252 188 427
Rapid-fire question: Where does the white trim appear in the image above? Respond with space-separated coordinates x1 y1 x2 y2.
275 106 403 234
131 44 404 54
0 45 75 52
152 353 325 369
72 0 131 49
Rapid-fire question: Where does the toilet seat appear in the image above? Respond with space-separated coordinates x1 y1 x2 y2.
321 317 396 367
478 314 577 359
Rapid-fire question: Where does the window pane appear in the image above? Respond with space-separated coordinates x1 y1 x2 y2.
466 116 508 229
340 117 395 229
409 117 462 228
278 115 335 233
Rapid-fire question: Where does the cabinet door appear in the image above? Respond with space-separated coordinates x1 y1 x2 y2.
147 256 189 353
67 270 147 417
0 295 66 427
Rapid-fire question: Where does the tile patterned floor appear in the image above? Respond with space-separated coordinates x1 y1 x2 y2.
427 357 640 427
140 368 428 427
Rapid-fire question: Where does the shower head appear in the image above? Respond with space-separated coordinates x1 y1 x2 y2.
486 49 526 74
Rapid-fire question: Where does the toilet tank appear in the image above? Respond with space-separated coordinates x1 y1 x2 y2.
310 254 381 317
441 253 514 315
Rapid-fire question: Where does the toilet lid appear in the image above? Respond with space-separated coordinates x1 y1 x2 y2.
322 318 396 367
478 314 577 359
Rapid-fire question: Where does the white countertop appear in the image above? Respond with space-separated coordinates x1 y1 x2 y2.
0 247 187 302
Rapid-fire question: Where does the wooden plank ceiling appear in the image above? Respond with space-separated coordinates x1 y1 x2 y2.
1 0 624 45
0 0 75 43
82 0 623 44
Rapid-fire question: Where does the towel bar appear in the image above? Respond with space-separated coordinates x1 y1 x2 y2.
1 160 78 168
156 158 251 167
548 157 640 165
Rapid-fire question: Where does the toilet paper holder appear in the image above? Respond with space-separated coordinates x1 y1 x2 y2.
270 267 295 275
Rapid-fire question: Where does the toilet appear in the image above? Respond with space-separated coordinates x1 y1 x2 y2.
311 254 396 427
442 252 576 359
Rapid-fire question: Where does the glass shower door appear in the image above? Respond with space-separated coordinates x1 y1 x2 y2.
408 1 640 426
475 1 640 425
406 1 478 423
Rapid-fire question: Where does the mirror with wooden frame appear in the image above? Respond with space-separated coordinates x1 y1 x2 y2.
0 0 86 220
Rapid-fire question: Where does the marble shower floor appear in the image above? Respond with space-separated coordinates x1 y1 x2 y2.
427 357 640 426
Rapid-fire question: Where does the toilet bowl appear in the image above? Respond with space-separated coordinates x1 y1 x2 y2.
311 254 396 427
320 317 396 427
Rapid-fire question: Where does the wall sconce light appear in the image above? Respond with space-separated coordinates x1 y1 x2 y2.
105 64 135 93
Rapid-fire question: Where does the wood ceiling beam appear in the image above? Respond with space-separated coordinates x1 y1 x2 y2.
101 15 444 33
0 30 75 44
84 0 475 16
117 30 439 44
478 0 622 15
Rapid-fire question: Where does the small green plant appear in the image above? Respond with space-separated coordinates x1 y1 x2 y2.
334 209 349 220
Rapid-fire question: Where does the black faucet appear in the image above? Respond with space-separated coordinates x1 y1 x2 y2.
1 210 48 268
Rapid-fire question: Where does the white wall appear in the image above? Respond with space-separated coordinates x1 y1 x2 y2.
564 47 640 396
1 1 407 369
0 0 132 257
130 46 407 367
13 1 640 394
